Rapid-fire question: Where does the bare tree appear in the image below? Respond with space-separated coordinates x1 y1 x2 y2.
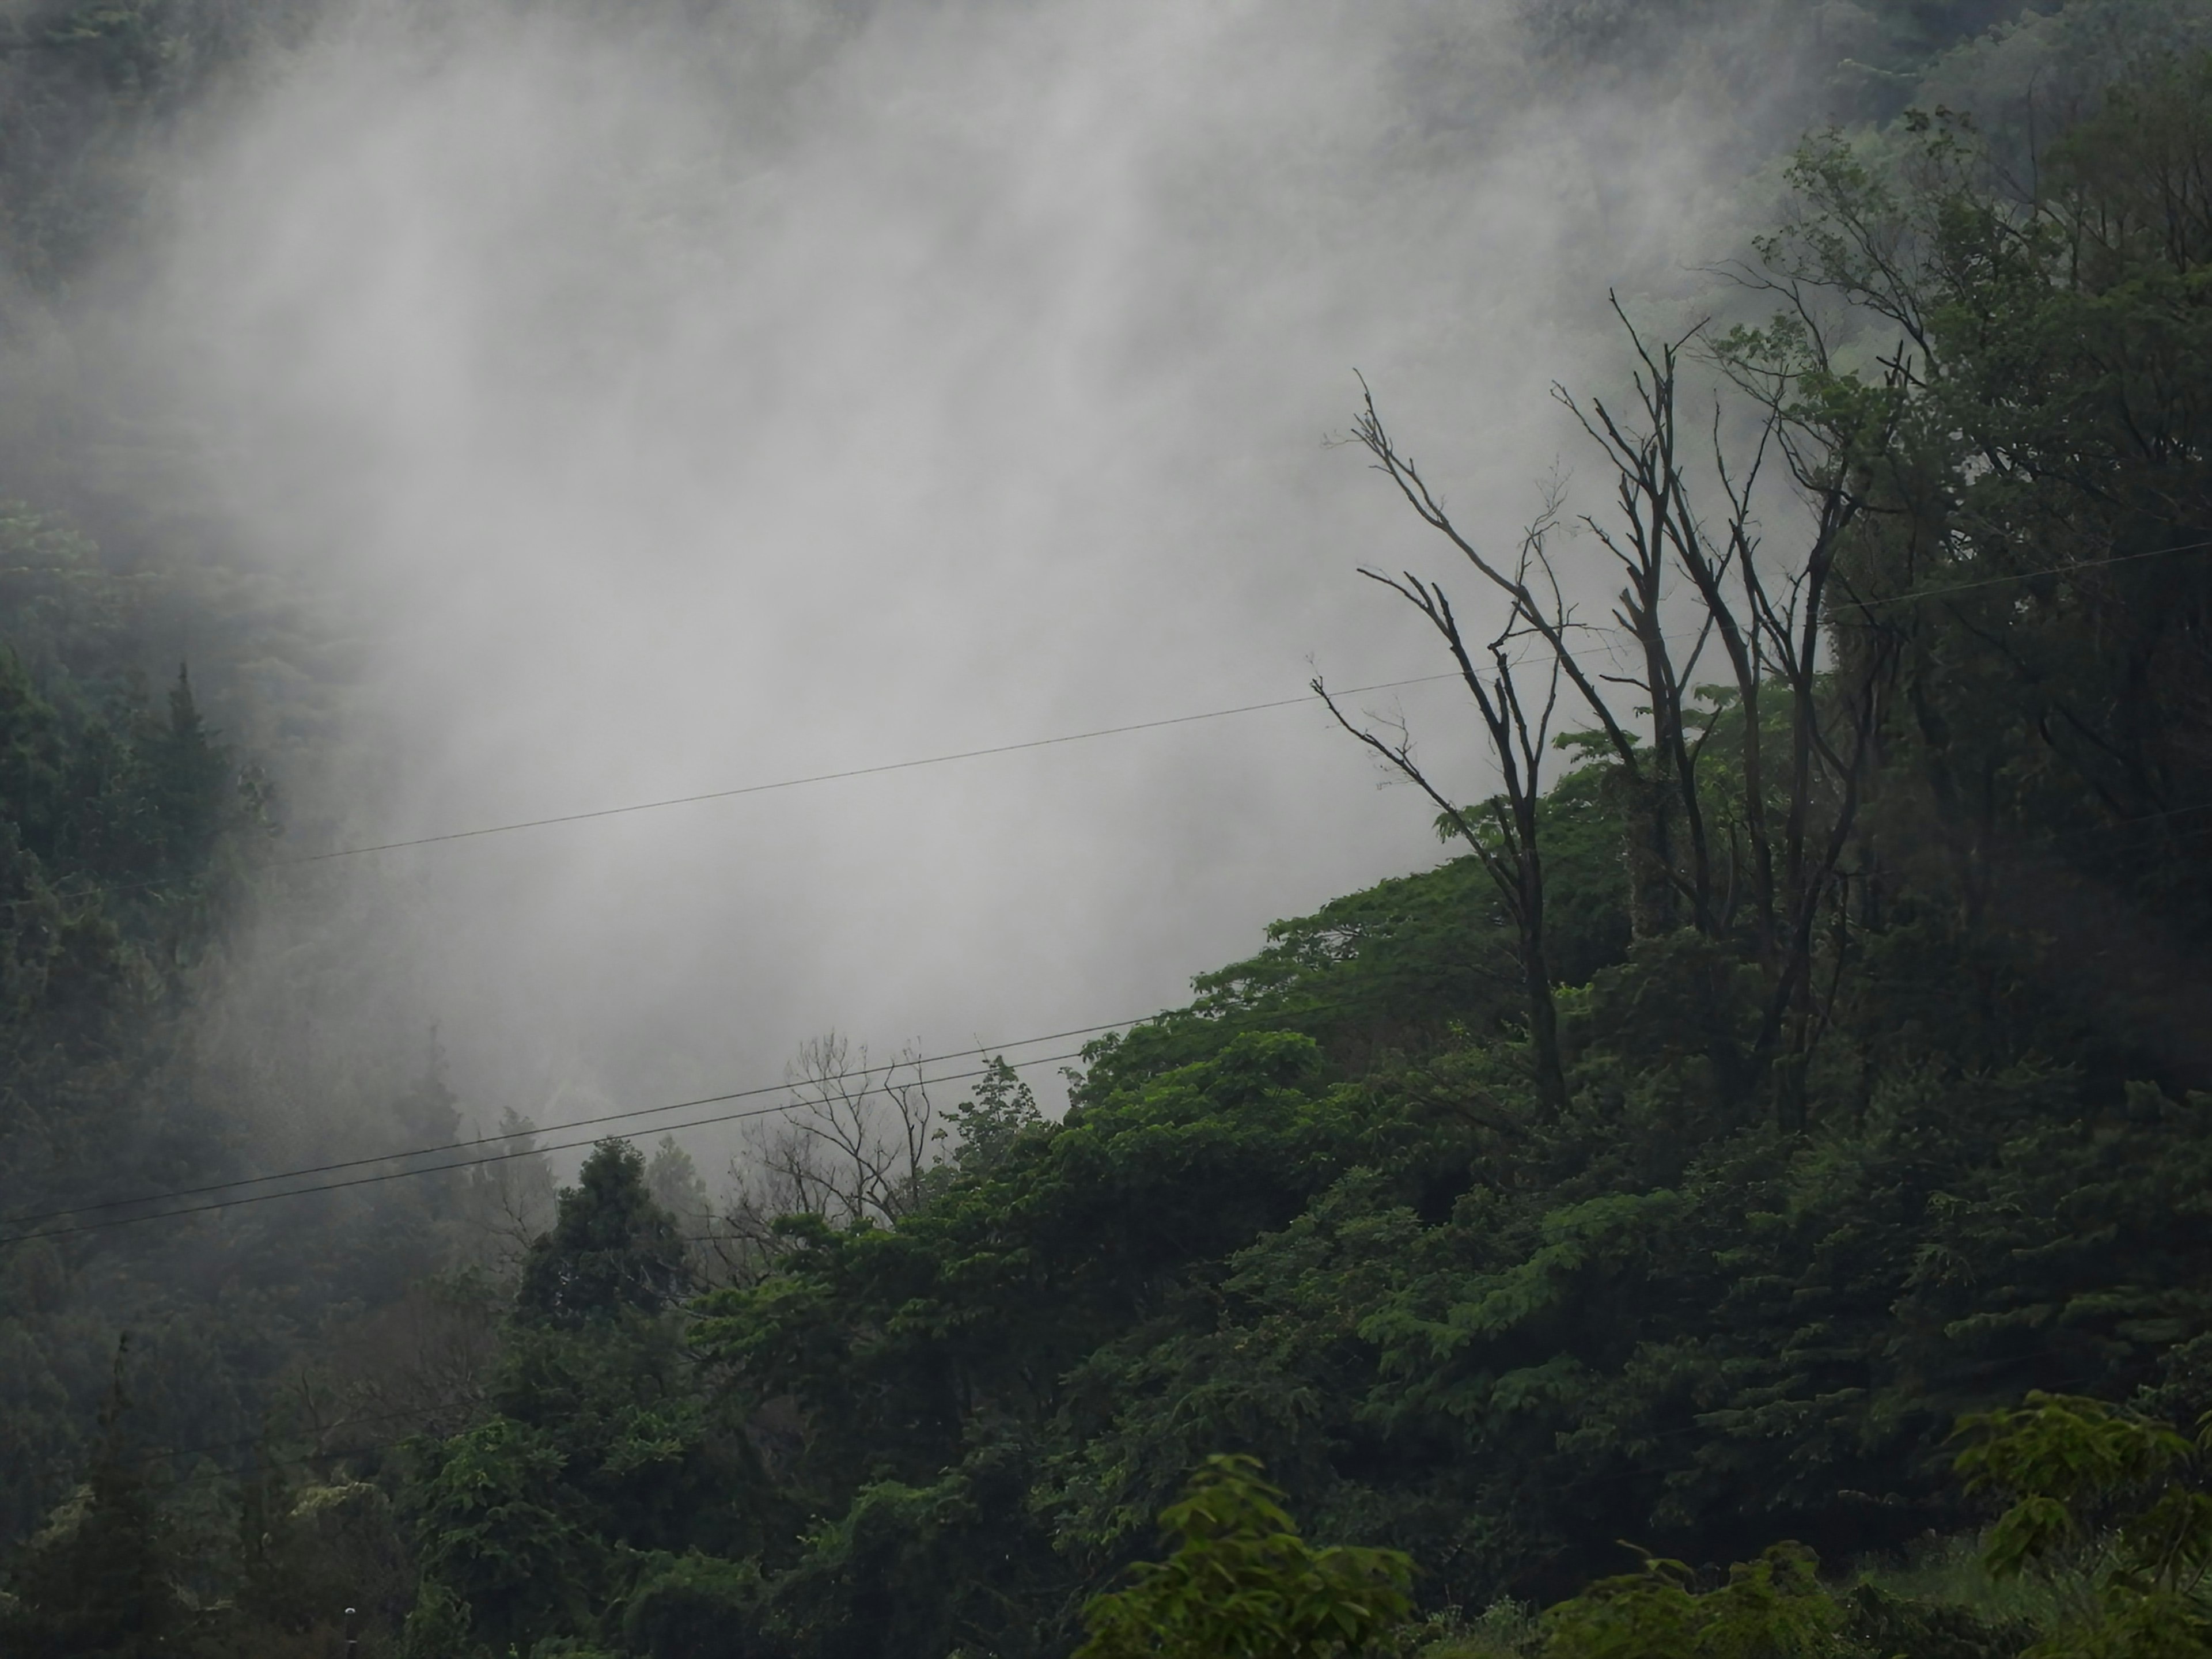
459 1108 559 1275
706 1033 939 1282
293 1274 505 1453
1342 300 1900 1126
1315 503 1571 1115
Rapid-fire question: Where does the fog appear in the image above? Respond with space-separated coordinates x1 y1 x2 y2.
104 0 1780 1164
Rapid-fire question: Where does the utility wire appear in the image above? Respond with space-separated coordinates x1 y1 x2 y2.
29 776 2210 1245
273 672 1466 865
6 545 2206 1228
1 1018 1151 1229
0 1047 1092 1248
10 535 2201 916
0 670 1463 913
10 534 2204 916
1854 534 2212 607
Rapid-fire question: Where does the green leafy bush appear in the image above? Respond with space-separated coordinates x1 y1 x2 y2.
1075 1456 1412 1659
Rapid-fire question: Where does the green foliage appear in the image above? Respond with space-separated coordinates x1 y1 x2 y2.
0 644 255 1058
1089 859 1524 1093
1841 1582 2037 1659
944 1057 1046 1174
0 498 316 1569
695 1028 1358 1503
0 0 323 287
621 1553 764 1659
401 1145 771 1657
385 65 2212 1603
403 1415 604 1658
1955 1393 2212 1656
517 1140 693 1327
757 1445 1063 1659
1537 1544 1846 1659
1724 51 2212 989
646 1136 713 1225
1074 1455 1411 1659
232 1475 412 1657
27 15 2212 1659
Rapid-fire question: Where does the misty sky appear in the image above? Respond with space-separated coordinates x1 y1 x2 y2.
101 0 1772 1169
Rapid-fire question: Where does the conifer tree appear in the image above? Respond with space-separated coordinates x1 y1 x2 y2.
514 1138 690 1325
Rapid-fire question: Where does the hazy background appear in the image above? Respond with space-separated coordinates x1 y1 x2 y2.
26 0 1812 1171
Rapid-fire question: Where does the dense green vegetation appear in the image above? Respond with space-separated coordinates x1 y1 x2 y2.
372 39 2212 1658
6 0 2212 1655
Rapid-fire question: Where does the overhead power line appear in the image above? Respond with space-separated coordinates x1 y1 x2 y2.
2 1017 1153 1230
7 536 2204 917
25 782 2209 1247
282 533 2212 866
0 1043 1101 1249
1862 535 2212 606
0 670 1462 913
275 673 1465 865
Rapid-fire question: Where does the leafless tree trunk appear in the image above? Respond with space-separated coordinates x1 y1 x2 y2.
1316 511 1571 1115
1346 299 1899 1126
460 1108 559 1274
710 1034 939 1279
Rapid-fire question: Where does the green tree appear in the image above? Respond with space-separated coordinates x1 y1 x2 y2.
516 1139 691 1327
1724 53 2212 1010
402 1415 604 1659
944 1056 1043 1173
1074 1455 1412 1659
405 1141 761 1658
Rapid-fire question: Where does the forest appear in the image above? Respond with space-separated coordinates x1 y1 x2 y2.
6 0 2212 1654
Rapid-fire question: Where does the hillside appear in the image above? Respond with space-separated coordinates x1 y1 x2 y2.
3 1 2212 1657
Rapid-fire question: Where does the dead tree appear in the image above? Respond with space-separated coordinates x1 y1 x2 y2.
713 1034 938 1278
1344 300 1899 1127
1316 512 1571 1116
461 1108 559 1274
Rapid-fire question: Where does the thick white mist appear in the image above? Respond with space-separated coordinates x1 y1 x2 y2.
145 0 1753 1159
